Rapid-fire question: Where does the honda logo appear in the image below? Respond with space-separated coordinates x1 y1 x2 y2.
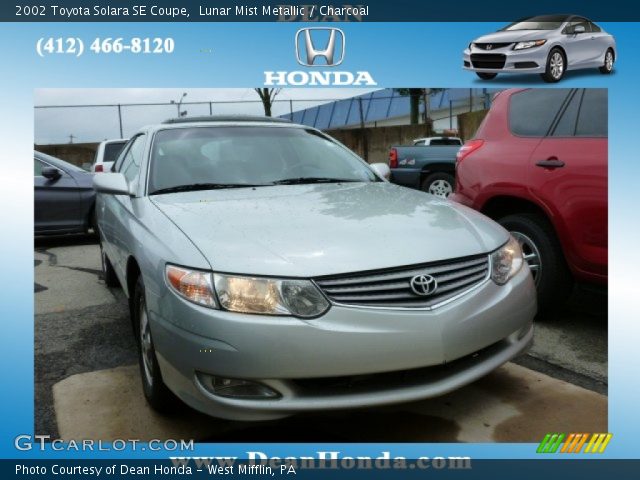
264 28 376 86
295 28 345 67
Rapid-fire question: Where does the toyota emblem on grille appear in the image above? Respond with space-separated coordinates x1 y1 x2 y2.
410 274 438 296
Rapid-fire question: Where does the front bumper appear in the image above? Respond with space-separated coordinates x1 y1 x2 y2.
463 45 549 74
149 265 536 420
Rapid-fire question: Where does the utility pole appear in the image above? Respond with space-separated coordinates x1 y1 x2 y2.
68 134 76 144
358 97 368 162
117 104 123 138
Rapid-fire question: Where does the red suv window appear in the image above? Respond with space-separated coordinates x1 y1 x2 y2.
509 89 572 136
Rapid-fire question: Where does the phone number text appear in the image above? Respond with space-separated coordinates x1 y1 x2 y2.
36 37 175 57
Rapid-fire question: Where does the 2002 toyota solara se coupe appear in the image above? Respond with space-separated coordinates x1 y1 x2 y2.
94 116 536 420
463 14 616 82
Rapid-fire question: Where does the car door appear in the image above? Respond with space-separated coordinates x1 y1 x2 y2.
486 89 573 197
99 134 146 281
587 21 610 66
34 157 82 233
562 18 592 67
527 89 607 280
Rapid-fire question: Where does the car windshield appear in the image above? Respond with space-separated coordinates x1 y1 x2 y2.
103 142 127 163
148 126 378 194
501 15 568 31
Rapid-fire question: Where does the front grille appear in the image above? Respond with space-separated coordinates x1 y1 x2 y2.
474 42 512 50
471 53 506 69
315 254 490 309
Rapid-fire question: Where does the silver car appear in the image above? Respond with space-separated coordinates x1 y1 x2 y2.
94 116 536 421
463 14 616 82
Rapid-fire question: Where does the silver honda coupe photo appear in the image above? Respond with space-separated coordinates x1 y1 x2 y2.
94 116 536 421
463 14 616 82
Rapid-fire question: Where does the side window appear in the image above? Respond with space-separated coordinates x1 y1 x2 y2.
576 89 608 137
113 139 133 172
509 89 572 136
34 158 44 176
564 18 590 34
551 90 581 137
589 22 601 33
119 135 146 183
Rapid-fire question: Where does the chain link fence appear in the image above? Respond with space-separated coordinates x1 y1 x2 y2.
35 89 494 145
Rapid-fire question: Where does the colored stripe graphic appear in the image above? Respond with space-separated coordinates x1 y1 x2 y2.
561 433 576 453
572 433 589 453
549 433 565 453
537 433 612 454
537 433 552 453
598 433 613 453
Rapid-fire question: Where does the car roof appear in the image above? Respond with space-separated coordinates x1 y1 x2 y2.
162 115 291 125
416 136 461 140
519 14 574 22
136 115 308 137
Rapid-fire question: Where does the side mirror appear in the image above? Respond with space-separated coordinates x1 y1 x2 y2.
41 167 62 181
574 25 586 34
93 173 132 195
370 162 391 180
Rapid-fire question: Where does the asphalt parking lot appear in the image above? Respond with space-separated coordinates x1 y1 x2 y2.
35 235 607 442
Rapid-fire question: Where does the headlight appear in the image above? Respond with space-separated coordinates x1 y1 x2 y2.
469 42 474 49
214 273 330 318
490 236 524 285
166 265 216 307
513 39 547 50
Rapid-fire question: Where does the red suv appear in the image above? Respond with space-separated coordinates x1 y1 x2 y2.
450 88 607 310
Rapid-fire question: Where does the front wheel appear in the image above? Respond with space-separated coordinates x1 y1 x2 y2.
541 48 565 83
498 213 573 312
132 276 180 413
421 172 455 198
599 49 614 74
476 72 497 80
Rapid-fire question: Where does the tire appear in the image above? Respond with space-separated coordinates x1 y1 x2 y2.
599 49 614 74
100 242 120 288
132 276 180 413
421 172 455 198
541 48 566 83
498 213 573 311
476 72 497 80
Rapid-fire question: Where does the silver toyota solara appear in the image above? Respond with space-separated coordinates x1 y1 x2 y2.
463 14 616 82
94 116 536 421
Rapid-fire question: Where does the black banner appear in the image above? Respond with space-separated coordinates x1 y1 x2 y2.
5 0 640 22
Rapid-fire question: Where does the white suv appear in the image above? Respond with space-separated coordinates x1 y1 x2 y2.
92 139 128 173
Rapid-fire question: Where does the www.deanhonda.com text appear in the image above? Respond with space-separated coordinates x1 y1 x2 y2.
171 452 472 471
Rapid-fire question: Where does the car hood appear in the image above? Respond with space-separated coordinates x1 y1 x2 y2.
151 183 508 277
474 30 553 44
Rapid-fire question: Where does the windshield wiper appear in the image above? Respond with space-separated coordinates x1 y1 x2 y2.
270 177 362 185
150 183 266 195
